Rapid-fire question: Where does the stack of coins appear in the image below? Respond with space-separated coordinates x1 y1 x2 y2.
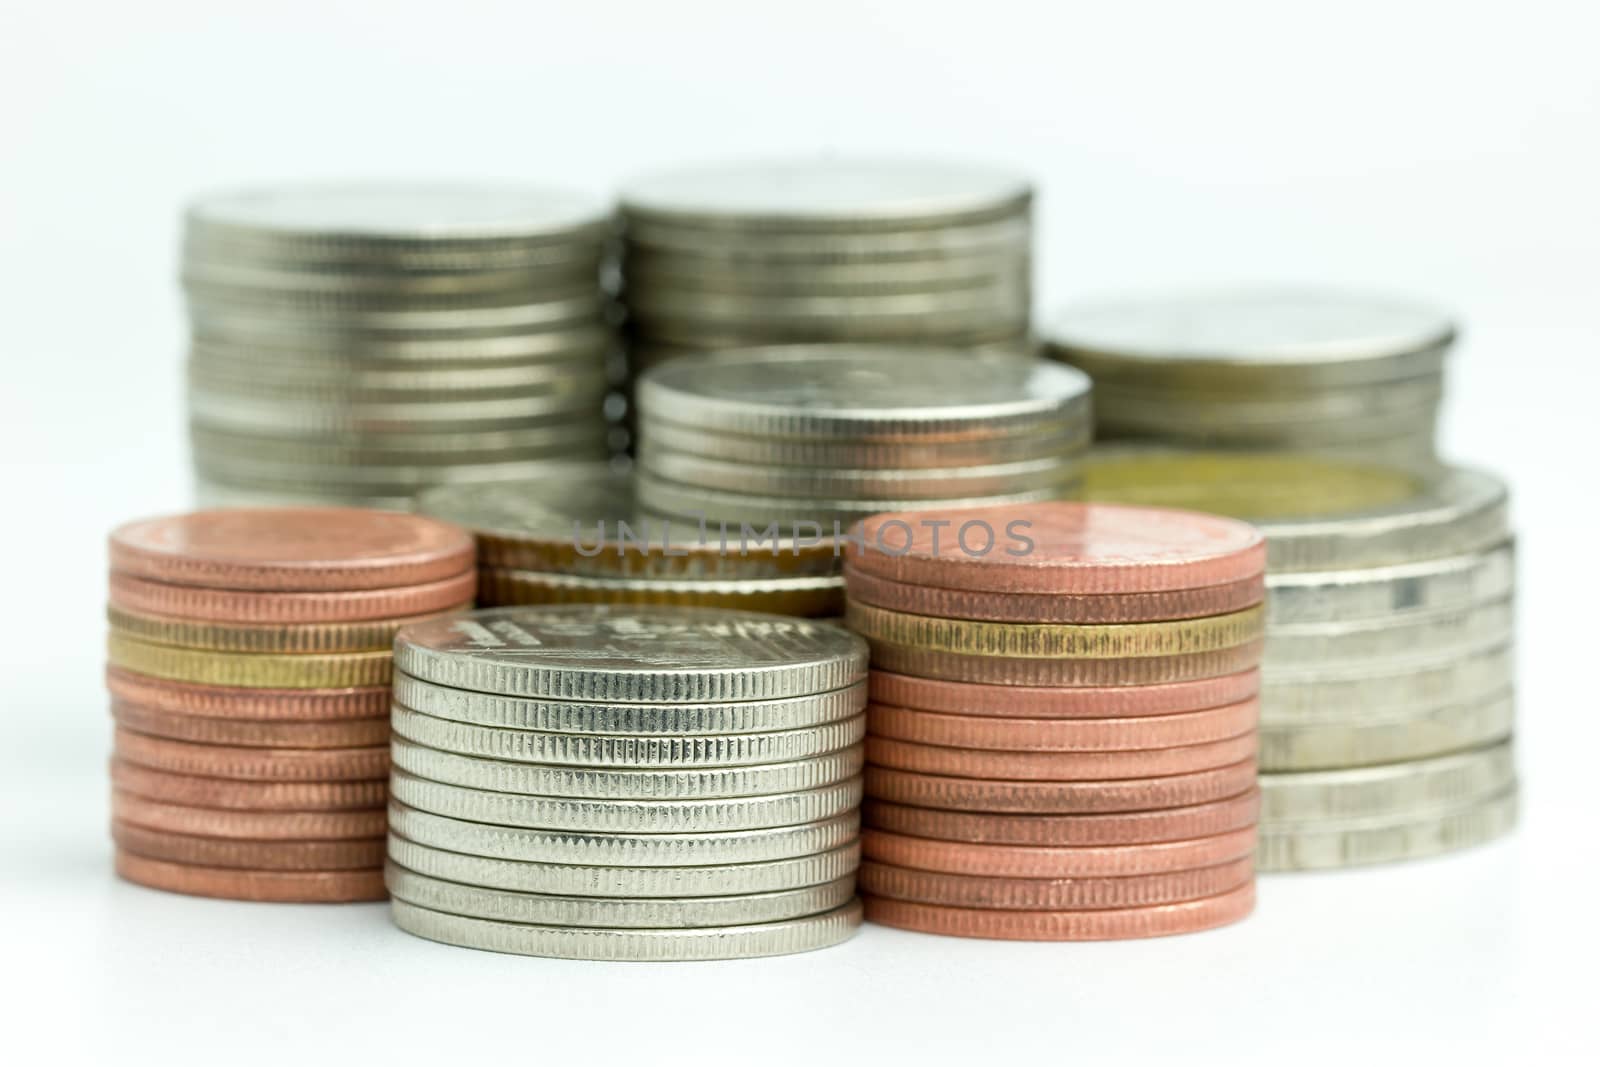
1045 288 1453 465
384 606 869 960
842 501 1267 940
182 183 617 508
618 158 1034 372
415 463 844 617
633 347 1093 529
1083 452 1518 869
106 508 475 901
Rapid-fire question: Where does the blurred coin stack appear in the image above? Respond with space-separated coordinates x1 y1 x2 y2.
1083 453 1518 869
106 508 475 901
617 159 1034 374
843 502 1267 940
384 606 869 960
633 347 1093 530
416 463 845 617
1046 288 1452 466
182 183 617 509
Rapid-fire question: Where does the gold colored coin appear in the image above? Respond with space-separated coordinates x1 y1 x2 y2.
106 633 392 689
477 567 845 617
107 604 466 654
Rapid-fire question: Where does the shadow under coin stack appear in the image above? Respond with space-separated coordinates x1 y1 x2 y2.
842 502 1267 940
415 464 844 616
617 158 1035 374
105 508 475 901
634 347 1092 529
182 183 616 508
1082 454 1518 869
1045 288 1453 466
384 606 869 960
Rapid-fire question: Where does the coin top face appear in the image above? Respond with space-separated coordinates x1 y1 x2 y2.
849 502 1265 593
1050 288 1455 365
186 183 609 241
619 158 1031 225
109 507 475 590
638 348 1090 427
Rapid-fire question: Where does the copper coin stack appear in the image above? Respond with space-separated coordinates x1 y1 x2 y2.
105 508 475 902
842 501 1268 940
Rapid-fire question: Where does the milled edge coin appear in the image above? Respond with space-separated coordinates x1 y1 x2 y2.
862 883 1254 940
112 791 386 840
1258 740 1515 821
110 700 388 749
862 826 1258 877
863 761 1259 814
107 634 393 689
859 856 1254 911
1258 690 1515 771
110 759 388 811
866 699 1258 752
863 790 1260 846
115 850 387 902
865 733 1257 781
1257 787 1517 871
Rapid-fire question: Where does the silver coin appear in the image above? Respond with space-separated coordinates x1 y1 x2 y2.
626 276 1026 320
390 896 862 960
390 703 866 767
184 255 600 293
476 568 846 615
1259 689 1515 772
623 213 1029 260
189 384 607 434
391 673 864 734
192 478 413 511
1258 786 1516 872
1095 404 1441 447
190 322 614 363
186 292 605 336
1047 287 1455 387
388 801 859 866
1265 597 1513 669
625 247 1027 294
631 308 1028 346
1089 373 1443 423
192 452 610 496
394 605 867 702
1266 541 1515 625
1258 740 1515 821
389 769 863 833
187 361 609 405
639 451 1081 501
388 833 860 898
386 862 856 929
1261 642 1514 719
188 349 609 394
628 335 1036 371
191 421 612 467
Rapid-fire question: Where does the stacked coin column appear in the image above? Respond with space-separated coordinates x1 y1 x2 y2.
1046 289 1453 466
183 183 616 509
106 509 475 901
384 606 868 961
634 348 1093 531
617 158 1034 374
842 502 1266 940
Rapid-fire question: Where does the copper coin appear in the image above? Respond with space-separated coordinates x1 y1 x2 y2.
106 667 390 721
844 564 1264 623
109 507 475 590
113 821 386 870
865 638 1266 686
868 698 1258 751
863 790 1260 845
862 826 1258 876
110 701 389 748
868 669 1260 718
111 760 388 811
867 733 1257 781
108 571 476 623
846 501 1265 593
114 728 389 782
862 883 1255 940
113 791 387 840
865 761 1259 814
115 850 388 902
859 856 1255 909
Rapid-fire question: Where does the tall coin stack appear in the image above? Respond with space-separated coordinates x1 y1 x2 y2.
617 158 1034 373
416 463 845 617
106 508 475 901
842 502 1267 940
634 347 1093 529
384 606 869 961
182 183 616 509
1046 288 1452 465
1083 453 1518 869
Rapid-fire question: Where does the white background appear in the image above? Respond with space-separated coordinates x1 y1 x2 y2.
1 1 1596 1063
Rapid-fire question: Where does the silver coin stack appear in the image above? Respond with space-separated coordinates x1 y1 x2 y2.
416 464 846 617
1084 453 1518 870
633 347 1094 530
182 183 617 509
384 605 869 961
1046 288 1453 466
617 158 1034 372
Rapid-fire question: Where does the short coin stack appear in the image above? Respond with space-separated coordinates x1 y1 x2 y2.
1045 288 1453 466
1083 453 1518 869
183 183 616 508
618 158 1034 373
384 606 869 961
106 508 475 901
634 347 1093 529
415 464 844 617
842 502 1267 940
